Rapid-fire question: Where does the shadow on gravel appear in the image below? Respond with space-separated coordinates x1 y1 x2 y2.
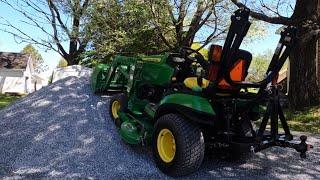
190 144 320 179
0 76 319 179
0 77 162 179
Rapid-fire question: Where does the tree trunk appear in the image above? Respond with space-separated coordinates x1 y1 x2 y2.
68 15 80 66
63 45 85 66
289 39 319 110
288 0 320 110
317 0 320 88
64 55 76 66
317 40 320 86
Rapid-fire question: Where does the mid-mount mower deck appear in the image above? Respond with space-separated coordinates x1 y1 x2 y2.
91 7 313 176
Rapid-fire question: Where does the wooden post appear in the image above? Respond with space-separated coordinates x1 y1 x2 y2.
25 77 28 94
34 81 37 92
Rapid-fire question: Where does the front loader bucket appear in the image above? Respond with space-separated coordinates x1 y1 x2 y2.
91 56 137 94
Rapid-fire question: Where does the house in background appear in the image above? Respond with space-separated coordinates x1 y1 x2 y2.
0 52 38 94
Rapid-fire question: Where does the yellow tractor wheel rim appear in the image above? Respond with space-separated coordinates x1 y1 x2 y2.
157 128 176 163
111 100 121 119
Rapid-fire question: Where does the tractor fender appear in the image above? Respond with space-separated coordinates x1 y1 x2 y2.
155 94 216 125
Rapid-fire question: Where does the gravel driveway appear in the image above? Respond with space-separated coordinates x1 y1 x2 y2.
0 76 319 179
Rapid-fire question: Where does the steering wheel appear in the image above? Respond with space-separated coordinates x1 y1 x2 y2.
178 47 209 87
179 46 209 69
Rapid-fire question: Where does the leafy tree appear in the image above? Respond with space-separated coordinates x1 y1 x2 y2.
88 0 265 61
21 44 42 60
149 1 266 50
89 0 232 58
88 0 171 58
78 50 107 68
246 50 273 82
231 0 320 110
21 44 48 73
147 0 230 51
57 58 68 68
0 0 91 65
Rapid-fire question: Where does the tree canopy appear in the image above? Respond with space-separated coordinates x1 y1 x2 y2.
87 0 265 59
0 0 91 65
88 0 170 58
21 44 42 61
21 44 48 73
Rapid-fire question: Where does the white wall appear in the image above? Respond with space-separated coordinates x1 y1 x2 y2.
0 76 27 94
0 55 35 94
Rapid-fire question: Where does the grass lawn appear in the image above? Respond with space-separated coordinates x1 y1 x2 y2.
0 94 21 109
284 105 320 134
255 105 320 134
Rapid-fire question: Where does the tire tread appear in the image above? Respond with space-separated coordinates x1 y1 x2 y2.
153 113 205 176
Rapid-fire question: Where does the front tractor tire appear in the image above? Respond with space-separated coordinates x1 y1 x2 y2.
109 93 127 127
152 114 205 176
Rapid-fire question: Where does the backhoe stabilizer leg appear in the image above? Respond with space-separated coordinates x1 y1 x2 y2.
252 135 313 158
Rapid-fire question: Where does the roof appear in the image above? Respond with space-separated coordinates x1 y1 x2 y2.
0 52 30 69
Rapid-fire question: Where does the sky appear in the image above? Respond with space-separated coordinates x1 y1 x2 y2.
0 2 61 72
0 1 282 73
242 24 281 54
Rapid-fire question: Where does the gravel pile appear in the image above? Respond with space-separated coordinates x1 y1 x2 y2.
0 75 319 179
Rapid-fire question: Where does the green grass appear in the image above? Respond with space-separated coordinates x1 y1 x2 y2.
254 105 320 134
284 105 320 134
0 94 21 109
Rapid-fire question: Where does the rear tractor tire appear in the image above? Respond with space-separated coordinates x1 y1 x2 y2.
109 93 128 128
152 114 205 176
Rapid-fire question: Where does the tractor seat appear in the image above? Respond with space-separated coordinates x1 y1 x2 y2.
207 44 252 94
184 77 210 92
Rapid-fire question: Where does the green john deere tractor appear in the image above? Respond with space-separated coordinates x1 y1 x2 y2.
91 8 312 176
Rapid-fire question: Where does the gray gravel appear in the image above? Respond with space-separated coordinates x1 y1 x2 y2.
0 75 319 179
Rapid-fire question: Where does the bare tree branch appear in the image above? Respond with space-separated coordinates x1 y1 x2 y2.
48 0 71 37
183 0 208 46
0 0 91 65
47 0 68 58
147 0 174 49
231 0 292 25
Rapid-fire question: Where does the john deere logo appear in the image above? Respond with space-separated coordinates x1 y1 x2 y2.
141 57 161 63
